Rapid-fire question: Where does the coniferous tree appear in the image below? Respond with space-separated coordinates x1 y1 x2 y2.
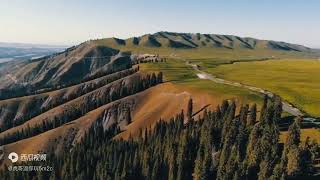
220 100 229 116
157 71 163 83
187 98 193 121
193 145 204 180
247 104 257 126
260 95 268 122
285 118 302 177
299 137 314 176
126 107 132 125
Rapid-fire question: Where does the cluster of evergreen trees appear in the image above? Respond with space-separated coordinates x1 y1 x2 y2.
133 56 167 65
0 71 163 146
1 96 318 180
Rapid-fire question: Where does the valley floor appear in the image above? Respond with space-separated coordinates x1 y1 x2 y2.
206 59 320 117
139 57 320 143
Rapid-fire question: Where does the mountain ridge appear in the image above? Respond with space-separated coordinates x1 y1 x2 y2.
94 31 314 52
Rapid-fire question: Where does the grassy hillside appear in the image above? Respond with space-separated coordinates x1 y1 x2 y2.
94 31 315 52
93 32 319 62
94 42 317 60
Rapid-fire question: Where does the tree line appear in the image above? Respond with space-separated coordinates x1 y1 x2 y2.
132 55 167 65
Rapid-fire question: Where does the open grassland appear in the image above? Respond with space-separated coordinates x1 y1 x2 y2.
208 59 320 117
138 58 197 82
139 59 262 106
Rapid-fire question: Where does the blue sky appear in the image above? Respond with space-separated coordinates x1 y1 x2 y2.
1 0 319 48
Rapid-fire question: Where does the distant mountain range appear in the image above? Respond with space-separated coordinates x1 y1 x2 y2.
1 32 319 65
95 31 317 52
0 42 67 63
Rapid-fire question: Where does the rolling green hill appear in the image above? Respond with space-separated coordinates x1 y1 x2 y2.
95 31 313 51
93 32 319 62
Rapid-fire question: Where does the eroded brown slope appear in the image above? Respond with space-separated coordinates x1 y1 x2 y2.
0 67 138 131
0 81 257 165
116 82 252 139
0 72 153 144
0 82 160 165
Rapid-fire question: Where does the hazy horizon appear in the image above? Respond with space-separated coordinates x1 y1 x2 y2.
1 0 320 48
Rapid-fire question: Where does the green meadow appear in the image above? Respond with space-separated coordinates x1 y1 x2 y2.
139 59 262 105
96 39 319 116
208 59 320 117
